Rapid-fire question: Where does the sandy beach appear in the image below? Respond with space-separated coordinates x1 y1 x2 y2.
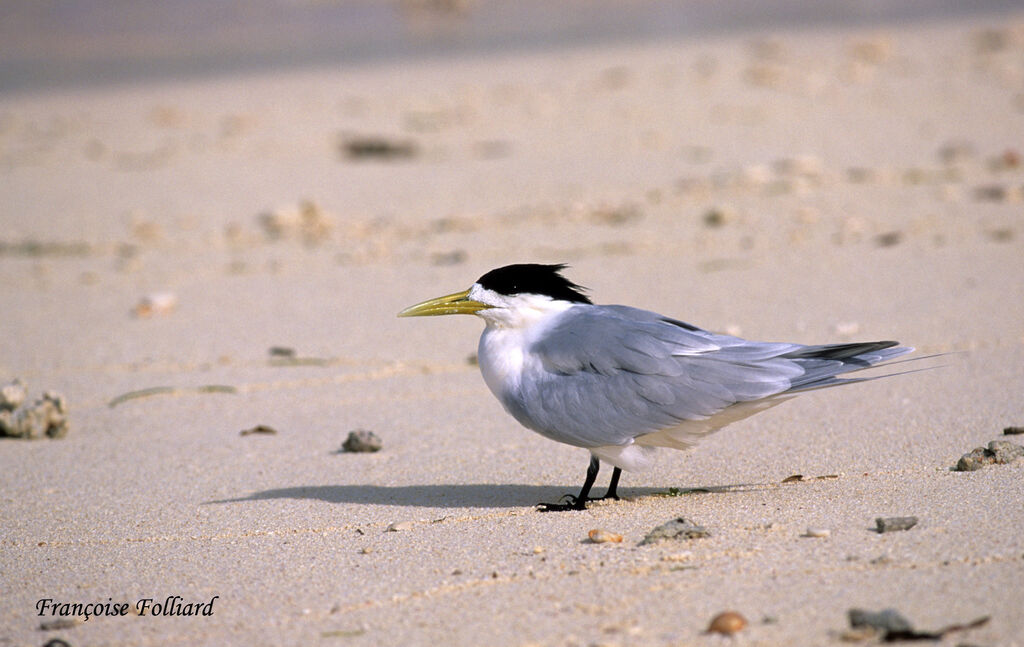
2 8 1023 646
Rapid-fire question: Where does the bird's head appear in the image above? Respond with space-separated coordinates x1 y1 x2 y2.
398 263 591 328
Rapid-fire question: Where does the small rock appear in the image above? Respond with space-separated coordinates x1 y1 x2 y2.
973 184 1021 203
874 231 903 247
342 429 383 453
0 382 69 440
804 527 831 538
268 346 296 357
1004 426 1024 435
707 611 747 635
340 134 418 161
955 439 1024 470
640 517 710 545
875 516 918 533
956 448 990 471
240 424 277 436
0 379 27 411
702 206 736 228
989 440 1024 463
588 529 623 544
848 608 913 635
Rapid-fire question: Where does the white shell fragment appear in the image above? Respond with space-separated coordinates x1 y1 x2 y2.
134 291 177 317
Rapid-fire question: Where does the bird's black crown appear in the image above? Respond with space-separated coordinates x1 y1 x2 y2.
476 264 592 304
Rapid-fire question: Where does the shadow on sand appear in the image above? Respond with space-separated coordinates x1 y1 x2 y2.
206 482 768 509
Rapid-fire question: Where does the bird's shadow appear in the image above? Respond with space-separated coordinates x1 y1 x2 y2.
205 482 766 509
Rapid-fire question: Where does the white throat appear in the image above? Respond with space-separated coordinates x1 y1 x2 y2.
469 285 578 404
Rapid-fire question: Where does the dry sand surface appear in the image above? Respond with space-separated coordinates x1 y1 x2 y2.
2 12 1024 647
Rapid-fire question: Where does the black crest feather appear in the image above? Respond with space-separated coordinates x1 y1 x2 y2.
476 264 591 304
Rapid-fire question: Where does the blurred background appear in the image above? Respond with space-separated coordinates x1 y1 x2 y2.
2 0 1019 93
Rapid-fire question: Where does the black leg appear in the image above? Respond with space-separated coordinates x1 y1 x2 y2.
603 467 622 501
537 457 620 512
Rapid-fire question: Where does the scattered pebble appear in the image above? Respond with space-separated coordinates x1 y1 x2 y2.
782 474 804 483
702 206 736 228
1 379 27 410
955 439 1024 471
133 291 177 317
43 639 72 647
875 516 918 533
588 529 623 544
340 134 418 161
847 608 914 638
240 424 277 436
1003 426 1024 435
707 611 747 635
874 231 903 247
640 517 710 545
973 184 1021 203
342 429 383 453
0 379 69 439
268 346 296 358
804 527 831 538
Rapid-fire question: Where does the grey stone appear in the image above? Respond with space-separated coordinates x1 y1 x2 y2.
875 516 918 533
848 608 914 634
342 429 383 453
640 517 710 545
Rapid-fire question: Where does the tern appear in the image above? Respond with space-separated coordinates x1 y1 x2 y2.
399 263 913 511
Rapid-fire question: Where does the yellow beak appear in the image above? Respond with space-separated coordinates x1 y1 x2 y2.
398 288 492 317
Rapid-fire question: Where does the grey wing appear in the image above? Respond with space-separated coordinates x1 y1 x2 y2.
514 305 911 449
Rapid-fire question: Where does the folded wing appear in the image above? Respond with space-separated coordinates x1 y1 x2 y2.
505 305 911 449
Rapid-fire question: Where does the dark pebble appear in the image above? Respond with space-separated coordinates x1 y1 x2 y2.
955 439 1024 471
240 425 277 436
342 429 383 453
875 516 918 533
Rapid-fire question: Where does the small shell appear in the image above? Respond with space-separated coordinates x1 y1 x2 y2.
588 528 623 544
707 611 747 635
804 527 831 538
387 521 414 532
